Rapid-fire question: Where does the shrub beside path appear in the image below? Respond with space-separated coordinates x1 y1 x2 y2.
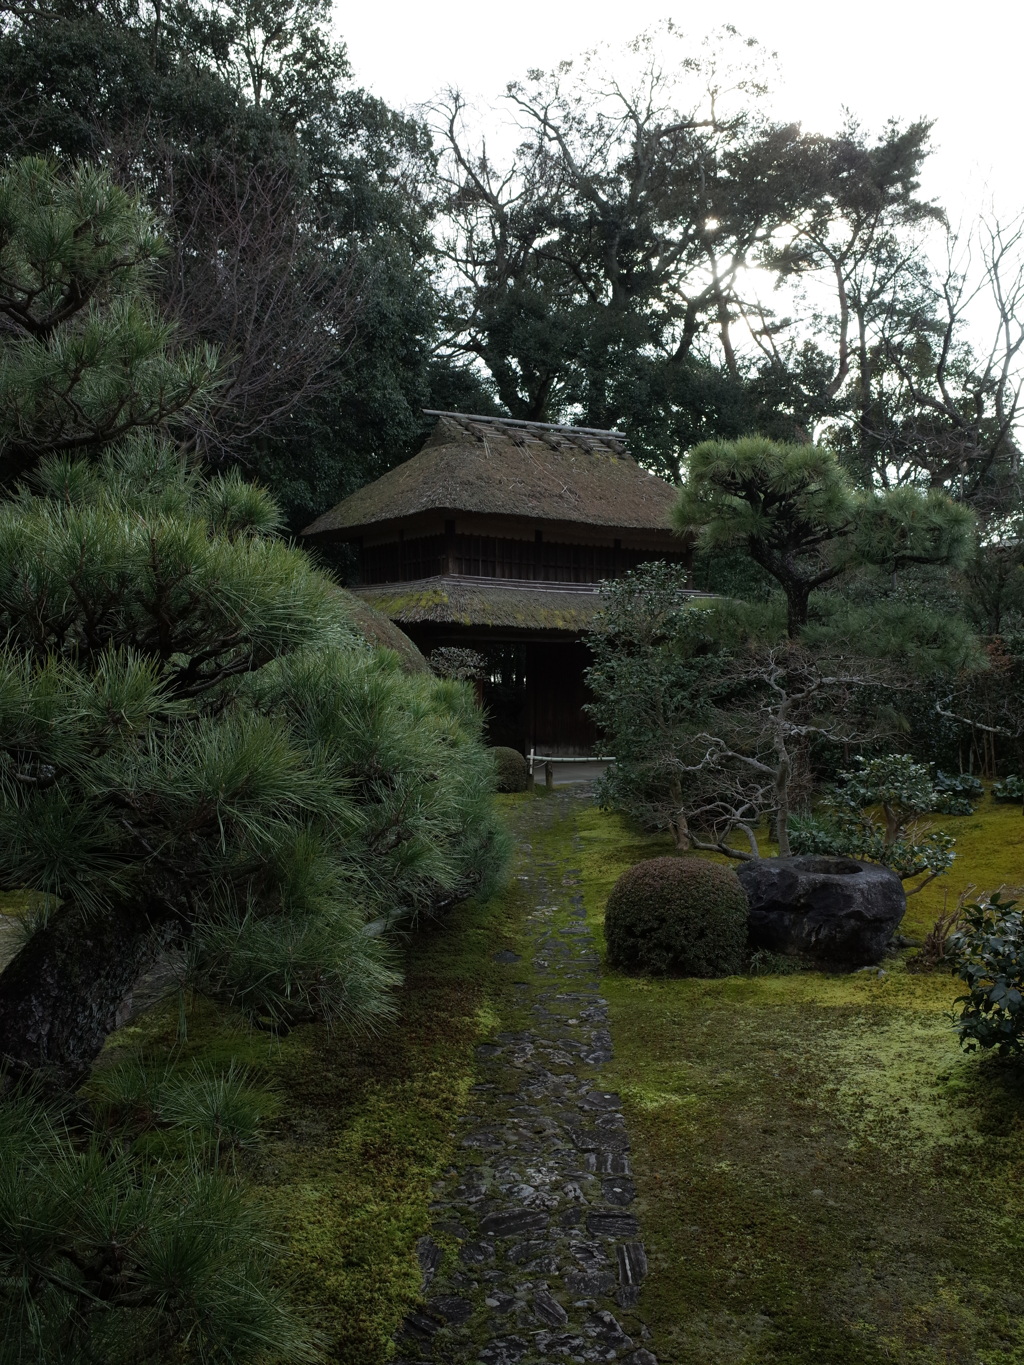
395 789 658 1365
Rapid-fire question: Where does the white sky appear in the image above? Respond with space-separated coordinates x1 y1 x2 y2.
339 0 1023 220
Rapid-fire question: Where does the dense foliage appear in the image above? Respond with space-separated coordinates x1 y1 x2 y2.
0 1079 318 1365
589 442 976 857
0 156 510 1085
951 892 1024 1055
603 855 748 977
436 29 1024 510
491 746 530 794
0 0 496 526
789 755 956 889
0 154 511 1363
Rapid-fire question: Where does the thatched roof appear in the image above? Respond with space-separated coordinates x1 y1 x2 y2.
349 575 715 634
350 576 606 633
302 412 681 539
331 587 429 673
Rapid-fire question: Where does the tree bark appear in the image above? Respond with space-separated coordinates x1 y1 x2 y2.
0 902 178 1092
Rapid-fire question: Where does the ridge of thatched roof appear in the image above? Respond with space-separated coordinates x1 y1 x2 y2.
302 412 680 538
349 575 714 633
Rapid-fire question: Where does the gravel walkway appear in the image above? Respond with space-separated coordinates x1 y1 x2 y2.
396 790 657 1365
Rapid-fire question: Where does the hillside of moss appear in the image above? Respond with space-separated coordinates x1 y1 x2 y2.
560 794 1024 1365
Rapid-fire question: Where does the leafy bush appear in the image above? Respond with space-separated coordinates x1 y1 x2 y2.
993 775 1024 802
789 755 955 888
932 769 983 814
492 746 529 793
604 855 748 977
932 770 983 800
950 891 1024 1055
428 647 485 681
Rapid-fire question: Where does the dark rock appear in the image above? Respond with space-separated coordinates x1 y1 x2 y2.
480 1208 549 1237
624 1352 658 1365
587 1211 640 1237
603 1177 636 1205
587 1308 633 1348
460 1241 496 1264
616 1241 648 1287
569 1238 610 1269
508 1239 548 1264
535 1334 590 1357
581 1090 621 1109
427 1295 474 1325
493 950 522 963
589 1151 631 1175
400 1309 443 1339
416 1236 442 1288
737 855 906 967
533 1288 569 1325
478 1336 529 1365
565 1269 617 1297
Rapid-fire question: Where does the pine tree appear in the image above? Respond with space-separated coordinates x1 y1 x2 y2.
0 158 509 1089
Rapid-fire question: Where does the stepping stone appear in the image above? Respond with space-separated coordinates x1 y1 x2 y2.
582 1090 621 1109
427 1295 474 1324
479 1208 549 1237
603 1177 636 1205
416 1236 441 1288
586 1211 640 1237
533 1288 569 1325
395 796 657 1362
477 1337 529 1365
616 1242 649 1307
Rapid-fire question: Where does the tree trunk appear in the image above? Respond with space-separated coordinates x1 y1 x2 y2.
784 583 811 639
0 902 177 1092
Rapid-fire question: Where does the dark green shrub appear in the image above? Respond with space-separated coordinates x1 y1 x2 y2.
492 746 529 793
0 1088 320 1364
993 775 1024 802
789 756 956 886
950 891 1024 1055
932 769 982 813
604 855 748 976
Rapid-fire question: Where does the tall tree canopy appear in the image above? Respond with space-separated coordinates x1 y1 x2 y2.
0 0 491 526
435 26 1024 512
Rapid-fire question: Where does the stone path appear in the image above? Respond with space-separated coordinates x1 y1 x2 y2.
396 790 657 1365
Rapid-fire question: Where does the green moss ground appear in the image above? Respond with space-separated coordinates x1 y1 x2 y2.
560 797 1024 1365
96 795 531 1364
81 791 1024 1362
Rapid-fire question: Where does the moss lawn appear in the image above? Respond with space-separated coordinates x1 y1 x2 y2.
562 794 1024 1365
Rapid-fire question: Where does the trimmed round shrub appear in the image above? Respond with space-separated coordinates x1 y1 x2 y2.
492 746 529 793
604 856 748 976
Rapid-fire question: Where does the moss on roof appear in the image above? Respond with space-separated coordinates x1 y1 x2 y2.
350 577 607 632
303 413 681 538
330 587 429 672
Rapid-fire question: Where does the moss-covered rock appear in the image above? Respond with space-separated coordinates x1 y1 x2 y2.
492 746 529 794
604 855 747 976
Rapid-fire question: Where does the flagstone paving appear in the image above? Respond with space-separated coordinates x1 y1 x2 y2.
395 790 658 1365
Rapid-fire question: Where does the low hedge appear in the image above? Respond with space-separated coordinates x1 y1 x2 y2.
604 855 748 976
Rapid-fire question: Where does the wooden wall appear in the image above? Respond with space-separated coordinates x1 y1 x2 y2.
361 532 684 585
475 640 598 756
